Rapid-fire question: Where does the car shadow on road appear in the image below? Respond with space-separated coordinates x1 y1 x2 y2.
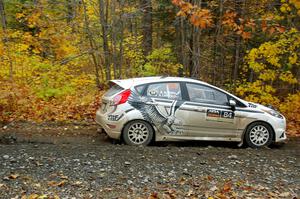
151 139 296 150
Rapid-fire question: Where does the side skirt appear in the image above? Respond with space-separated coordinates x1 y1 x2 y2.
156 135 241 142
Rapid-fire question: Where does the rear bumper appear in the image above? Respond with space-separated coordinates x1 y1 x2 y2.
95 110 122 139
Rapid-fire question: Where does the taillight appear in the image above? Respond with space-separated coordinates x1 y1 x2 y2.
113 89 131 105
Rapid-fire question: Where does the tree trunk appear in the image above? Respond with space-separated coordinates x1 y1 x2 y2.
66 0 75 23
232 0 244 85
118 0 125 79
111 0 117 79
141 0 152 56
0 0 13 82
233 35 241 83
82 0 102 88
99 0 111 81
181 18 189 76
213 0 224 86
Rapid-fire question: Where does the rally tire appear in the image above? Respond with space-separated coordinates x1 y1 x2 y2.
245 122 273 148
123 120 154 146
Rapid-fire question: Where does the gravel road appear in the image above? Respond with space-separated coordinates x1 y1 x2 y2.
0 139 299 199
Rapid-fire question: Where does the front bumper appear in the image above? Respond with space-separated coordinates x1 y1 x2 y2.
272 117 287 143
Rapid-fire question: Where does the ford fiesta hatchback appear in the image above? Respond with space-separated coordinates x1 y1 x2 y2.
96 76 287 148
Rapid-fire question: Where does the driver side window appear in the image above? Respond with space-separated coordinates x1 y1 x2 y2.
186 83 228 105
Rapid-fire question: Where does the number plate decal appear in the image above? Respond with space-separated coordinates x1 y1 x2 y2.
206 109 234 122
221 111 234 119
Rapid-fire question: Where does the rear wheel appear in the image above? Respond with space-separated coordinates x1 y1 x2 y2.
245 122 273 148
123 120 153 146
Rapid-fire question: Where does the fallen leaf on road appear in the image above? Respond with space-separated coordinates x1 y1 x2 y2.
9 174 19 179
209 186 218 192
179 177 186 185
186 189 194 196
57 180 67 187
73 181 82 186
48 181 57 186
104 187 112 191
241 186 253 191
28 194 39 199
47 180 67 187
216 193 227 199
60 175 68 180
148 192 158 199
268 192 278 197
222 182 232 193
165 189 177 198
207 175 213 181
279 192 290 197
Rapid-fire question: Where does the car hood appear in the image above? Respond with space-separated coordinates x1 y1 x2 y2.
247 102 277 113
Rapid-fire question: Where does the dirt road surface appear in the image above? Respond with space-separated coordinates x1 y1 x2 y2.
0 135 299 198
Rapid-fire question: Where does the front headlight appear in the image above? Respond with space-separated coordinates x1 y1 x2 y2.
264 109 283 119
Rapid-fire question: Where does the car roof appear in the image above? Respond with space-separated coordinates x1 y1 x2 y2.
110 76 210 89
110 76 248 106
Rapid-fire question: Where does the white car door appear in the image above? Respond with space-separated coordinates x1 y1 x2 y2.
184 83 239 140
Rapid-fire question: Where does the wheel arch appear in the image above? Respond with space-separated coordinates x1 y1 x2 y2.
242 120 276 142
121 119 156 143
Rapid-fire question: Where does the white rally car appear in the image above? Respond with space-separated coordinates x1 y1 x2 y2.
96 76 287 148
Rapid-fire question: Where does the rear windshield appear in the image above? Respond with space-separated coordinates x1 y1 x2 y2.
104 84 124 97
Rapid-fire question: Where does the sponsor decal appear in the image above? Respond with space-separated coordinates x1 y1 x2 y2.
248 103 257 108
128 89 184 135
207 109 220 117
108 114 123 121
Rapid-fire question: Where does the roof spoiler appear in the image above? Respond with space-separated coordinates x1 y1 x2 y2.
109 79 133 89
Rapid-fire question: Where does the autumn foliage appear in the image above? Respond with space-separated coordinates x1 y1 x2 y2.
0 0 299 136
172 0 300 136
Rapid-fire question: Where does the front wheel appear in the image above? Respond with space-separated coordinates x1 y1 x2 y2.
245 122 273 148
123 120 154 146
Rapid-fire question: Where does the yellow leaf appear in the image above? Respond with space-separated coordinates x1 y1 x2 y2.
38 195 48 199
28 194 39 199
16 13 25 19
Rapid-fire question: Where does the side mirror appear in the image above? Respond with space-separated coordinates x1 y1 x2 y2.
229 99 236 111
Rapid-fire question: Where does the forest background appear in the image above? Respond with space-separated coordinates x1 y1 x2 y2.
0 0 299 136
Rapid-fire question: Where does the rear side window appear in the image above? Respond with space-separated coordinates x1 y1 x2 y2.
146 82 182 100
104 84 124 97
135 85 146 95
186 83 228 105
